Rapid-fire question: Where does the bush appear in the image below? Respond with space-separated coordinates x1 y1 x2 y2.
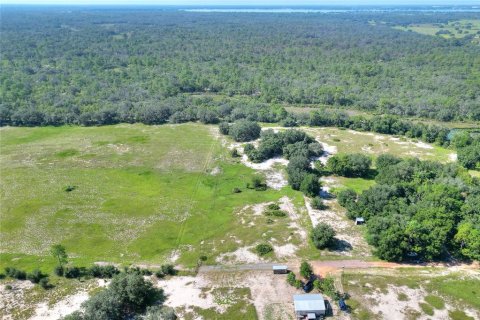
267 203 280 210
287 272 296 286
249 175 267 191
228 120 261 142
300 261 313 279
39 277 50 289
64 185 77 192
300 174 321 197
230 148 240 158
27 269 47 284
311 223 336 249
294 279 303 289
5 267 26 280
54 266 64 276
88 265 119 278
232 187 241 193
64 266 81 279
161 264 176 276
311 196 326 210
219 122 230 135
145 306 177 320
255 243 273 256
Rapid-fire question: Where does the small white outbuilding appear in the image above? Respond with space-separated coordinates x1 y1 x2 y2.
293 294 326 319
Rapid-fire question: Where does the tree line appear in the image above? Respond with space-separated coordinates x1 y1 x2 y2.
1 8 480 122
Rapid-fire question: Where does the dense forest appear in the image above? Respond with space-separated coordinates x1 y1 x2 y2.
338 155 480 262
1 8 480 125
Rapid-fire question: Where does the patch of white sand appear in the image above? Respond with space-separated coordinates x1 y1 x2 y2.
156 276 227 313
274 243 297 258
30 291 90 320
215 246 263 264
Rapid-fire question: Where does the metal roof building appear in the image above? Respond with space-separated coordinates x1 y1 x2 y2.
293 294 326 319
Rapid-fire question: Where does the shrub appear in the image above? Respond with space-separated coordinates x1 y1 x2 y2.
311 223 336 249
88 265 119 278
228 120 261 142
64 185 77 192
218 122 230 135
232 187 241 193
311 196 326 210
300 261 313 279
145 306 177 320
317 277 337 299
54 266 64 276
230 148 240 158
267 203 280 210
64 266 81 278
255 243 273 256
27 269 47 284
287 272 296 286
39 277 50 289
199 255 208 262
264 209 287 217
294 279 303 289
5 267 26 280
161 264 176 276
5 284 13 290
300 174 321 197
250 175 267 191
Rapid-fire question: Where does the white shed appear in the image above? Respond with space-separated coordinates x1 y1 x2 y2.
293 294 326 319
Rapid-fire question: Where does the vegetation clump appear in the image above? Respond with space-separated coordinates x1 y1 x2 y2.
311 223 337 249
255 243 273 256
339 154 480 262
64 272 165 319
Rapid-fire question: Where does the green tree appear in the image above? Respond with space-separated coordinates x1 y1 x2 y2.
311 223 336 249
299 261 313 279
300 174 321 197
51 244 68 268
228 120 261 142
454 221 480 261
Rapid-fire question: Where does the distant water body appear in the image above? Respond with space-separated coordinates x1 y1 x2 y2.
182 6 480 13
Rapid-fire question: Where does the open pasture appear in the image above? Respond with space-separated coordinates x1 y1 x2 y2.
303 127 456 163
0 123 308 270
393 19 480 40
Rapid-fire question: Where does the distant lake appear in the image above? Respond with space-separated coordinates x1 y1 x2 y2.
181 6 480 13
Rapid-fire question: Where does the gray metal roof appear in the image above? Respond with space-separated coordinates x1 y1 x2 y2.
293 294 326 312
272 265 288 270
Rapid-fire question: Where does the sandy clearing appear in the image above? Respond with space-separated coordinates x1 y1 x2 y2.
155 276 225 313
201 270 299 320
0 281 35 319
273 243 297 258
279 196 307 241
30 291 90 320
365 285 426 320
156 270 300 320
216 246 264 264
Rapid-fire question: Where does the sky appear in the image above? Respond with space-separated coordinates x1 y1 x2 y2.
2 0 479 5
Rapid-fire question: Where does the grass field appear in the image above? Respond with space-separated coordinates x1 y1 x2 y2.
0 123 457 271
393 19 480 41
303 127 455 163
0 123 308 271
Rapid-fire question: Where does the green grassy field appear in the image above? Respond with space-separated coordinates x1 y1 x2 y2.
303 127 455 163
0 124 307 271
393 19 480 41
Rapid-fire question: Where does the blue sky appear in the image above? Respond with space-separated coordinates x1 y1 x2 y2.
2 0 479 5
